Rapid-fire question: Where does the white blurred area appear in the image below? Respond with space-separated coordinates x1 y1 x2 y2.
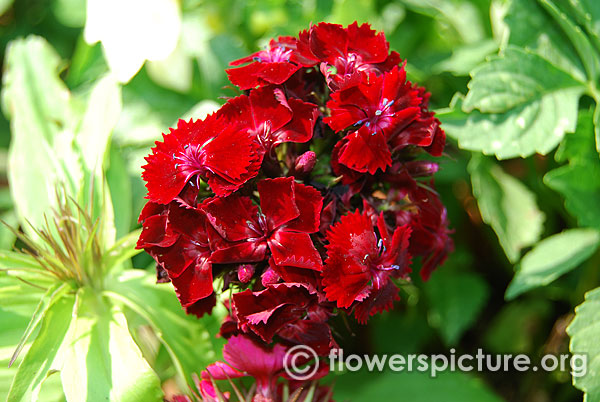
84 0 181 83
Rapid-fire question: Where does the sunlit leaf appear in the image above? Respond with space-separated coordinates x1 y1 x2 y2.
104 269 224 387
7 295 75 402
61 288 163 402
567 286 600 402
506 229 600 299
468 154 545 263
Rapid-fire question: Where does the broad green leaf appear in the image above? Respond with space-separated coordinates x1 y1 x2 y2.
7 295 75 402
425 270 489 346
446 47 584 159
503 0 586 82
441 86 580 159
0 273 48 308
434 40 498 76
544 109 600 228
76 74 122 176
104 270 224 387
567 286 600 401
399 0 486 44
506 229 600 299
61 289 163 402
1 36 80 235
9 283 69 368
468 154 545 263
52 0 86 28
463 47 584 113
75 74 122 248
537 0 600 81
334 370 503 402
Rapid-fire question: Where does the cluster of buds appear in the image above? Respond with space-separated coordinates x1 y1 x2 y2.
137 22 453 401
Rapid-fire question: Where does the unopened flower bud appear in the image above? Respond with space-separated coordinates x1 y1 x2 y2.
261 267 281 286
237 264 255 283
291 151 317 178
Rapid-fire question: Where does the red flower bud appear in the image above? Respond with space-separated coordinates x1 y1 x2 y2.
237 264 255 283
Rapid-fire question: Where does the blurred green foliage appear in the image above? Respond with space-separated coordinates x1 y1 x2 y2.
0 0 600 401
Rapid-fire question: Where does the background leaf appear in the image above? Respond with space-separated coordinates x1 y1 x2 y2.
7 295 75 402
446 47 583 159
1 36 80 236
60 289 163 402
334 370 503 402
544 109 600 229
425 270 490 345
567 286 600 402
468 154 545 262
104 269 224 387
506 229 600 299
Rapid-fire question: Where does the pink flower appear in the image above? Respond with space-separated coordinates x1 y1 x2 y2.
201 335 324 400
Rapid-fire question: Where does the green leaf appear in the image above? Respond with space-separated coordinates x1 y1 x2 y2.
106 145 133 240
425 270 489 346
567 286 600 401
9 282 69 368
463 47 584 113
399 0 486 44
445 47 584 159
0 251 43 271
441 88 580 160
76 74 122 177
7 294 75 402
61 289 163 402
544 109 600 228
104 270 224 386
434 40 498 76
103 229 142 273
468 154 545 262
503 0 586 81
75 74 122 248
506 229 600 299
1 36 80 235
537 0 600 81
334 370 503 402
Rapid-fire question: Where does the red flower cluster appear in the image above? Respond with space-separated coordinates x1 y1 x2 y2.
138 22 453 400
